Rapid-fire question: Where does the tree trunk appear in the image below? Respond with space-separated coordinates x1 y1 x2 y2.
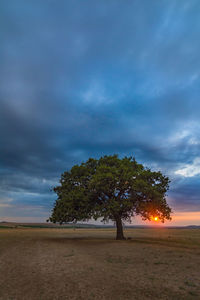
115 216 125 240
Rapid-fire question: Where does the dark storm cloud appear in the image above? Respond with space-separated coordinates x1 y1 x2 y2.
1 0 200 220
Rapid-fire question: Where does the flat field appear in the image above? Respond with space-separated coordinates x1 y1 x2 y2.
0 227 200 300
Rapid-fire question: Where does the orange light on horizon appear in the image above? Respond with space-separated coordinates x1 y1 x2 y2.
131 211 200 226
154 217 158 221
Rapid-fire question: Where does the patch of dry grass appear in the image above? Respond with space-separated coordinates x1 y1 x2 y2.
0 228 200 299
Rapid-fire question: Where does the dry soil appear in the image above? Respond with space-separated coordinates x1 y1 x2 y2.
0 228 200 300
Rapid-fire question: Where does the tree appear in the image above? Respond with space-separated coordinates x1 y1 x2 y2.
49 155 171 240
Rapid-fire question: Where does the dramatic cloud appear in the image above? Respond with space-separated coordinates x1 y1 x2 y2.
175 158 200 177
1 0 200 222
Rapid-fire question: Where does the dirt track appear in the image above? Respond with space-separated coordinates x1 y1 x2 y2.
0 228 200 299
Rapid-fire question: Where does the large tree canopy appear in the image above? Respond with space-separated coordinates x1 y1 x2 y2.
50 155 171 239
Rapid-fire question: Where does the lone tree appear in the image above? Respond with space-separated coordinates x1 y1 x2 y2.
50 155 171 240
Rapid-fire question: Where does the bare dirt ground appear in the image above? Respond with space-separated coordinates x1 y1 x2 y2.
0 228 200 300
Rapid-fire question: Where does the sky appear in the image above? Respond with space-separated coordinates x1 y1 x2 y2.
1 0 200 225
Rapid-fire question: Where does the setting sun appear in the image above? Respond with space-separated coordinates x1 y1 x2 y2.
150 216 159 222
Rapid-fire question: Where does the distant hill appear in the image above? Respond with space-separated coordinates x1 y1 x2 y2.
0 221 200 229
185 225 200 229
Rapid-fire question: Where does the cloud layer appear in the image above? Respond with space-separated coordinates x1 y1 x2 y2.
1 0 200 222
